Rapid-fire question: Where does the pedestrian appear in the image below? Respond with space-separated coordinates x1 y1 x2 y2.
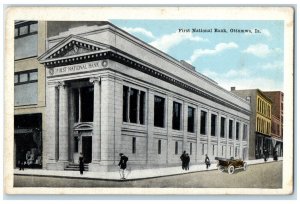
263 148 268 162
273 150 278 161
19 149 25 171
79 152 84 175
118 153 128 179
180 151 187 170
205 154 210 169
185 153 190 171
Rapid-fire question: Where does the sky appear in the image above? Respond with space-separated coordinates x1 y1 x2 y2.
110 20 284 92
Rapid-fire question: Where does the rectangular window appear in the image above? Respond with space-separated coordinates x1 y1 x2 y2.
243 124 248 141
158 140 161 154
212 145 215 155
236 122 240 140
14 70 38 106
190 143 192 155
175 141 178 155
80 86 94 122
188 107 195 133
235 147 238 157
222 146 224 156
123 86 145 125
129 88 138 123
230 146 232 156
154 96 165 127
123 86 129 122
200 111 207 134
19 25 28 36
14 28 18 37
132 137 136 154
202 144 205 155
19 73 28 82
15 22 38 60
172 102 181 130
211 114 217 136
15 21 38 38
29 71 38 81
139 91 145 125
74 138 79 153
30 23 38 33
14 75 19 84
220 117 225 138
229 120 233 139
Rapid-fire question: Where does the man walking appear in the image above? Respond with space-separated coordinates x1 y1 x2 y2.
118 153 128 179
205 154 210 169
185 153 190 171
180 151 187 170
263 148 268 162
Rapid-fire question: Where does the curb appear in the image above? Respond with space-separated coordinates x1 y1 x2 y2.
14 160 282 181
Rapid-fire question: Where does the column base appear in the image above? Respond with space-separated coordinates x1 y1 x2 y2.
56 160 68 170
46 160 68 170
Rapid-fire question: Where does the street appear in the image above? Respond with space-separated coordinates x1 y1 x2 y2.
14 161 282 188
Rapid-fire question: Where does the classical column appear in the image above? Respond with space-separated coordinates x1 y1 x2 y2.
216 113 221 157
90 77 101 164
207 110 211 157
166 96 173 164
225 117 229 158
69 88 75 162
114 78 124 164
233 119 237 158
100 76 115 167
58 81 69 163
239 122 244 159
183 102 188 152
147 90 155 164
78 88 82 122
196 107 201 163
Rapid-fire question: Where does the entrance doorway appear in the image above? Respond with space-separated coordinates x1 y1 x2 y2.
82 136 92 163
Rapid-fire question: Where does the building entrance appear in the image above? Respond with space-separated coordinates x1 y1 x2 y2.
82 136 92 163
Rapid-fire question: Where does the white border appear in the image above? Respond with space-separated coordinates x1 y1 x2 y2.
4 6 294 195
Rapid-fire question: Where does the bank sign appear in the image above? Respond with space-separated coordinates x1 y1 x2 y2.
48 60 107 76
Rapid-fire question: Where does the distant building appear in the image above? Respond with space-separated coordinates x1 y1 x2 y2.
262 91 284 157
231 88 273 160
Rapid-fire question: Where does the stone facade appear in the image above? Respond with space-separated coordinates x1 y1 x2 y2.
38 22 251 171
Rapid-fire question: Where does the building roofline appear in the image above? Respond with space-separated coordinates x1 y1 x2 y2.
46 22 250 106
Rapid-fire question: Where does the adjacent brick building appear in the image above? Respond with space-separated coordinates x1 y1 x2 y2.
230 88 274 160
263 91 284 156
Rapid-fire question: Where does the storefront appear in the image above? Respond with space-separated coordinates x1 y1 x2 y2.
14 113 43 169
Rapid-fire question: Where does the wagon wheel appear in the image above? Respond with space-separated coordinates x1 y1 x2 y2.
228 165 235 174
218 165 224 172
243 162 247 171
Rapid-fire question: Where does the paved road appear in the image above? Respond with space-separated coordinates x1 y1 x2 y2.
14 161 282 188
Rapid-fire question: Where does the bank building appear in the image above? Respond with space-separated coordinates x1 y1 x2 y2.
17 21 251 172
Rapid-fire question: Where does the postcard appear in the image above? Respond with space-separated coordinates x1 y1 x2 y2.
4 6 294 195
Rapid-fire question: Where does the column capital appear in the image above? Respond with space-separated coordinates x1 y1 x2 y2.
57 81 67 89
89 76 101 84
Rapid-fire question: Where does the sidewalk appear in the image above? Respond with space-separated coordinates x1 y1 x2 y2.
14 158 282 181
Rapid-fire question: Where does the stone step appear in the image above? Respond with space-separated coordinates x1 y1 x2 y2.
64 163 89 171
67 164 89 167
64 167 89 171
